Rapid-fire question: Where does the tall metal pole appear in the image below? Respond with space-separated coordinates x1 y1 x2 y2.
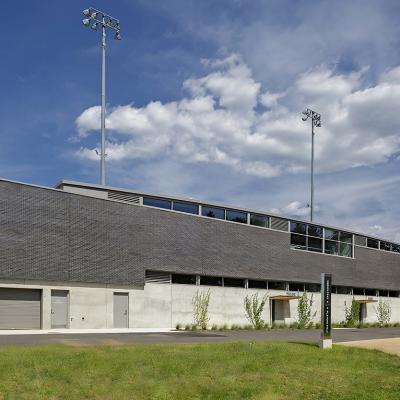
82 8 121 186
310 119 314 221
100 16 106 186
302 108 321 222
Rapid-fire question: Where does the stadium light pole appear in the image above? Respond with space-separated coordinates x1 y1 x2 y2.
302 108 321 222
82 8 121 186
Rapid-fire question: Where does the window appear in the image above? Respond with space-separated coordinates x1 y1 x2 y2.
200 276 222 286
325 228 339 240
339 232 353 243
392 244 400 253
172 274 197 285
378 290 388 297
389 291 399 298
339 242 353 257
305 283 321 292
226 209 247 224
202 206 225 219
365 288 377 296
307 237 323 253
367 238 379 249
290 222 307 235
268 281 286 290
333 286 352 295
289 282 304 292
143 197 171 209
291 222 353 258
173 201 198 215
308 224 323 238
325 240 339 255
250 214 269 228
291 234 306 250
224 278 245 287
380 241 392 251
248 280 267 289
353 287 364 295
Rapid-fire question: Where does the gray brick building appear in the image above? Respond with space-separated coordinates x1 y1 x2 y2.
0 178 399 330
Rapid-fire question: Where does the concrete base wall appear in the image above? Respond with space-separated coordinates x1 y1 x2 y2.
0 280 399 329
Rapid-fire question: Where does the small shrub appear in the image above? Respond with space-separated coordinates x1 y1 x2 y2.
297 291 316 329
244 293 268 329
376 299 391 326
184 324 191 331
175 323 182 330
192 289 211 330
314 322 321 329
211 324 218 331
344 298 360 328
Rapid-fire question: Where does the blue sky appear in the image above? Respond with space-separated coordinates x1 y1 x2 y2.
1 0 400 240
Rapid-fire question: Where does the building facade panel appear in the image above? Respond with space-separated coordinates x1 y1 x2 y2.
0 180 399 291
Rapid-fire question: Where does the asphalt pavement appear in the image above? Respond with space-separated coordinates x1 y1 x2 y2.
0 327 399 347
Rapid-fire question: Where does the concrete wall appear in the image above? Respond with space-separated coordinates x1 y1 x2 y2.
1 279 399 329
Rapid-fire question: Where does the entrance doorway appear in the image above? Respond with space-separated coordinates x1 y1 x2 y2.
113 293 129 328
51 290 69 328
270 294 300 324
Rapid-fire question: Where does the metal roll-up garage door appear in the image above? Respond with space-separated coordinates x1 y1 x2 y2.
0 288 41 329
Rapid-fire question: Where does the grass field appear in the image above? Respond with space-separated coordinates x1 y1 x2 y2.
0 342 399 399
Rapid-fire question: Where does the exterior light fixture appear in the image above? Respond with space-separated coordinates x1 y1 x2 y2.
301 108 321 222
81 7 122 186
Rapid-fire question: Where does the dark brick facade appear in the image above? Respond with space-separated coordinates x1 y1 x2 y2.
0 180 399 289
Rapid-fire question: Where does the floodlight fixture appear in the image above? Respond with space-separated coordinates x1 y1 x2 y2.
301 108 321 222
81 7 122 186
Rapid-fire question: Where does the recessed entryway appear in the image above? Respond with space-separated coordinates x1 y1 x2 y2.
113 292 129 328
51 290 69 329
0 288 41 329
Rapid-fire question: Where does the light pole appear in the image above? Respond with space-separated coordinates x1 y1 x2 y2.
82 8 121 186
302 108 321 222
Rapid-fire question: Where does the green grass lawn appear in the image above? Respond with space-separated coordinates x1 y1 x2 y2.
0 342 399 399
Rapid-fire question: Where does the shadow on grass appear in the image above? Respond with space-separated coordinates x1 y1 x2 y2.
287 341 320 349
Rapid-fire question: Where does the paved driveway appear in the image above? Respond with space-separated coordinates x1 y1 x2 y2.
0 327 399 347
337 337 400 356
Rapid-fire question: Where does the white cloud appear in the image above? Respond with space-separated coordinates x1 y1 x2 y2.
76 55 400 179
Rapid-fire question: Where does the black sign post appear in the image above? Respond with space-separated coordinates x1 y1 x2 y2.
320 273 332 349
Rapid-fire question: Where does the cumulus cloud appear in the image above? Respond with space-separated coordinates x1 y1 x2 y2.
75 54 400 179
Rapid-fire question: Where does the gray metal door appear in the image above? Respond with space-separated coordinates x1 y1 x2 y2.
0 288 41 329
51 290 69 328
114 292 129 328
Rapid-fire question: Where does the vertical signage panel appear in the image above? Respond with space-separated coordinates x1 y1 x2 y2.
321 273 332 339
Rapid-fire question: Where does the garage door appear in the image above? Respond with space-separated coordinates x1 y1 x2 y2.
0 288 41 329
